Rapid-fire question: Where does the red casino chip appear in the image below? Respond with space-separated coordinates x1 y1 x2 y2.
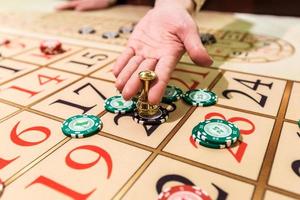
40 39 64 55
1 39 10 45
158 185 212 200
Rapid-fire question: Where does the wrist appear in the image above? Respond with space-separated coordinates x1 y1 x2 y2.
155 0 195 14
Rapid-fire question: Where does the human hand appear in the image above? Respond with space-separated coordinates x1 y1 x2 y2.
113 0 213 105
56 0 112 11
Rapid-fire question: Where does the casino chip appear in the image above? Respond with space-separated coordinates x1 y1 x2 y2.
200 33 217 45
192 119 240 148
192 134 227 149
1 39 10 45
119 26 133 34
133 107 169 125
102 31 120 39
61 114 102 138
78 26 96 34
40 39 64 55
104 95 136 114
158 185 212 200
162 85 183 103
183 89 217 107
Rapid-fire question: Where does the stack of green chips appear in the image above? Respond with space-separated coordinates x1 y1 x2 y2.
192 119 240 149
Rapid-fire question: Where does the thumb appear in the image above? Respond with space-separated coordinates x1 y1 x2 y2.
75 0 109 11
55 1 80 10
179 24 213 67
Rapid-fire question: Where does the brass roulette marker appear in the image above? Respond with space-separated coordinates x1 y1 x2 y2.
137 70 159 117
134 70 169 125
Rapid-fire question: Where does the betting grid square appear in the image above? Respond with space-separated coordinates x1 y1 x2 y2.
0 31 298 200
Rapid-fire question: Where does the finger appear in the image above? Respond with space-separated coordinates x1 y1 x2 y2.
122 58 157 101
115 55 144 91
148 56 179 105
179 25 213 67
75 4 92 11
75 0 95 11
75 0 110 11
115 55 144 92
113 47 135 78
55 1 80 10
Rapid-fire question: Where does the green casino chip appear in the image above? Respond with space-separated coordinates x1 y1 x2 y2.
192 127 236 147
104 95 136 114
61 114 102 138
162 85 183 103
192 119 240 146
183 89 217 107
192 134 226 149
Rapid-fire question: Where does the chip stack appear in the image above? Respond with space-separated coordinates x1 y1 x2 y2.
192 119 240 149
102 31 119 39
78 26 96 34
40 39 64 55
119 26 134 34
1 39 10 45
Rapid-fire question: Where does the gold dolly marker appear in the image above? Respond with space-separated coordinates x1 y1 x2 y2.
137 70 159 117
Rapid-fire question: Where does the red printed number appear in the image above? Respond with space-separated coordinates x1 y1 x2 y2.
0 121 51 169
7 74 65 97
26 145 113 199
